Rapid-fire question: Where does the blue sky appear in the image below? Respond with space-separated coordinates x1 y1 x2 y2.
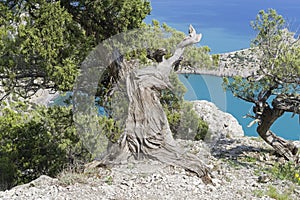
145 0 300 53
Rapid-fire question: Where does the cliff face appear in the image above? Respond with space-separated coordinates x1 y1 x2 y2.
178 48 260 78
193 100 244 141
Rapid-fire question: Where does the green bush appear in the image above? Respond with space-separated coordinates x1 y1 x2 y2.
270 162 300 185
161 73 209 141
212 54 220 66
174 102 209 141
0 156 17 190
98 116 123 143
0 102 91 190
266 185 293 200
194 118 209 141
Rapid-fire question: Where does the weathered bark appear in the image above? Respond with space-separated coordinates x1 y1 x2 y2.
256 104 299 162
86 26 213 184
273 94 300 115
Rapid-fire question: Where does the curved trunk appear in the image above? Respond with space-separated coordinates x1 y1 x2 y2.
257 106 298 162
86 26 213 184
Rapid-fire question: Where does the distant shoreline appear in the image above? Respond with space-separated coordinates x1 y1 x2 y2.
177 48 259 78
177 68 233 78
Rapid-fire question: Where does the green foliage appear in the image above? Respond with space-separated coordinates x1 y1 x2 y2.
0 0 151 99
160 21 213 70
251 9 285 47
223 75 263 100
160 72 187 109
251 9 300 93
183 45 212 69
161 73 209 141
194 119 209 141
0 156 17 190
269 162 300 185
223 8 300 124
253 189 264 198
115 20 184 63
0 0 92 95
176 102 209 141
98 116 123 143
60 0 151 44
254 185 294 199
225 159 242 170
266 185 293 200
112 20 212 68
257 161 300 186
212 54 220 66
0 103 91 190
239 156 257 163
105 175 113 185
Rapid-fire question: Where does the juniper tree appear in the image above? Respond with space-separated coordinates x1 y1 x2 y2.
224 9 300 162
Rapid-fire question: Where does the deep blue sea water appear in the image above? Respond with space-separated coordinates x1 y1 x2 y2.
145 0 300 140
145 0 300 54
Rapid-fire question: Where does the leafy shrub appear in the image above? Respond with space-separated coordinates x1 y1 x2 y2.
269 162 300 185
175 102 209 141
161 73 209 141
212 54 220 66
194 118 209 141
266 185 293 200
0 102 91 190
98 116 123 143
165 103 209 141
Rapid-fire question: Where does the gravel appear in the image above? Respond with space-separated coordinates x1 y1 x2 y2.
1 137 299 200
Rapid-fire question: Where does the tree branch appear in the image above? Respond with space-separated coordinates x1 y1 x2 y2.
272 94 300 114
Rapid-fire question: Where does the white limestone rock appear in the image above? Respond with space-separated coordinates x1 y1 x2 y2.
192 100 244 141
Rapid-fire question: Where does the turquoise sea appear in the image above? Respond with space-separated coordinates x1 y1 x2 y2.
145 0 300 140
179 74 300 140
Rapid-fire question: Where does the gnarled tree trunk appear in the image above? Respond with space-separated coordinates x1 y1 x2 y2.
256 106 298 161
86 26 213 184
255 94 299 162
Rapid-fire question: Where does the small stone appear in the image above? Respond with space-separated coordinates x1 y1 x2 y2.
251 182 260 188
193 179 201 186
119 184 128 190
294 186 300 195
258 174 271 183
207 185 216 192
277 157 285 164
263 154 270 161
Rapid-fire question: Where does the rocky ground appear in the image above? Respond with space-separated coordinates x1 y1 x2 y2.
1 136 300 200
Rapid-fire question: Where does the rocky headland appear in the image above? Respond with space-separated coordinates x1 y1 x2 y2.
178 48 260 78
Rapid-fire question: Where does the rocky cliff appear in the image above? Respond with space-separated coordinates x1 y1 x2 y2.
178 48 260 78
193 100 244 141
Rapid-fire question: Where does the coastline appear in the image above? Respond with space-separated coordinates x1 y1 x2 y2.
177 48 260 78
